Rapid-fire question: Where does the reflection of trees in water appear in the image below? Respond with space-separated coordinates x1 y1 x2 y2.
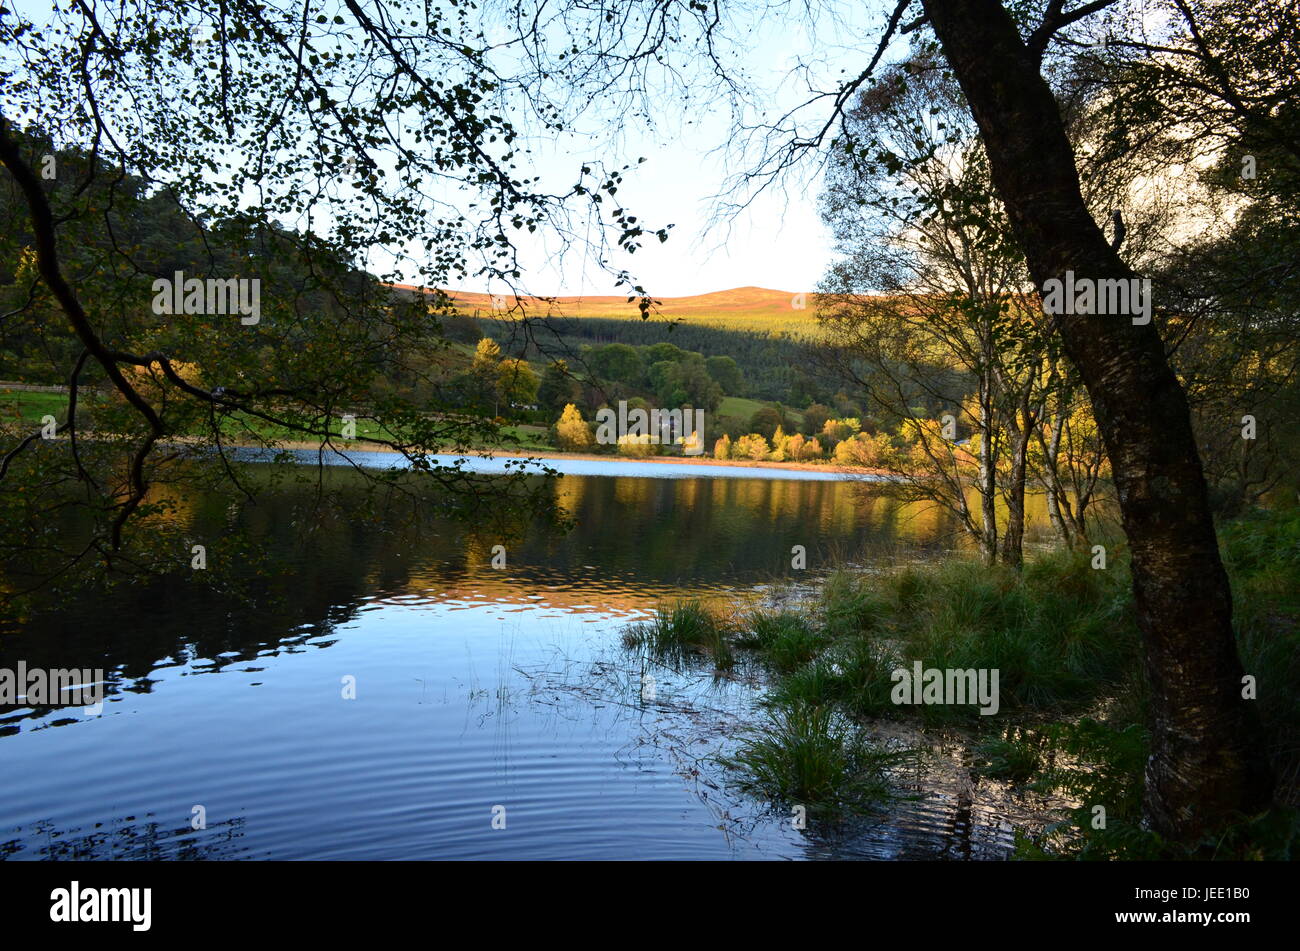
549 475 973 581
2 471 1001 733
0 476 458 729
0 814 249 861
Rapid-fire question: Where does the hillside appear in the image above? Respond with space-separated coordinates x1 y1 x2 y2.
382 282 852 407
390 284 821 335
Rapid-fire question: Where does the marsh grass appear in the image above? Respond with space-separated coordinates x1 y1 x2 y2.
624 559 1127 709
766 638 901 715
741 551 1138 722
734 609 830 672
820 568 891 638
974 727 1052 785
622 599 736 669
632 509 1300 855
720 702 911 818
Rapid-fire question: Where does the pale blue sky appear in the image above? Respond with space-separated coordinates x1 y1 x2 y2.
468 0 900 297
9 0 899 297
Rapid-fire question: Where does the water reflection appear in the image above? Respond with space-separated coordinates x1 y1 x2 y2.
2 470 992 702
0 466 1066 860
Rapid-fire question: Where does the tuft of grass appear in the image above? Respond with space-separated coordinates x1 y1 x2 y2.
974 728 1048 785
767 639 900 716
735 609 829 673
820 569 889 639
622 600 735 669
766 657 843 708
721 702 908 818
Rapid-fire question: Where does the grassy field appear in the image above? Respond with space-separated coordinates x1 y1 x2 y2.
0 388 70 424
716 396 767 422
716 396 805 428
1 387 559 451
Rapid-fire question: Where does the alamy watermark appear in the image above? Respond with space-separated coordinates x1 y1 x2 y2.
0 661 105 710
891 662 1000 715
1040 270 1151 325
594 400 706 455
50 881 151 931
151 270 260 325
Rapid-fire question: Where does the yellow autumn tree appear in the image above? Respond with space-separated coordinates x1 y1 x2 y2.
473 337 501 367
770 425 790 458
799 436 825 461
554 403 592 450
616 433 655 457
120 359 204 401
734 433 769 460
834 432 893 467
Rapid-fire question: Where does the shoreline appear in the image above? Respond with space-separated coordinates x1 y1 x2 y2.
3 425 890 477
240 438 888 476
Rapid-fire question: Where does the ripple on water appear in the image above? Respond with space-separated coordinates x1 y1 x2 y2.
0 469 1066 860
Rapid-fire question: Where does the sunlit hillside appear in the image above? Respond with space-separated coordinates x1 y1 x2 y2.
390 283 824 336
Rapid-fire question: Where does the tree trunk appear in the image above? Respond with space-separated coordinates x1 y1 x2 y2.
921 0 1273 842
1041 409 1073 547
1000 406 1029 568
978 374 999 564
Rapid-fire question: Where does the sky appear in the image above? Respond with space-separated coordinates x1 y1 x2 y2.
479 125 836 299
10 0 900 298
454 101 838 300
458 1 900 298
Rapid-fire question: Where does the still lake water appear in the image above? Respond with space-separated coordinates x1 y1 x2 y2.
0 455 1058 860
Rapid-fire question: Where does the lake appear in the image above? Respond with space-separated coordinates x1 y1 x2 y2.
0 456 1060 860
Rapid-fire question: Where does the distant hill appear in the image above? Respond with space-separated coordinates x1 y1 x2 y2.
389 284 819 334
384 282 847 404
